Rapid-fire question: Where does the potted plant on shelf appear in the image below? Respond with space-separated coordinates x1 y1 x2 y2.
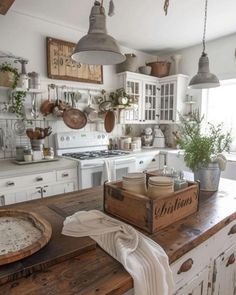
177 111 232 192
0 62 20 89
109 88 132 108
0 62 27 120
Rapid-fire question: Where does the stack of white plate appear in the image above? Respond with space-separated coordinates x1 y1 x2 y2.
122 173 147 195
147 176 174 199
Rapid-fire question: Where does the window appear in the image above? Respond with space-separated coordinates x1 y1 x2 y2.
201 79 236 151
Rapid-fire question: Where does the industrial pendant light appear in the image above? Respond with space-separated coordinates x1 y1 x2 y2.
71 0 125 65
189 0 220 89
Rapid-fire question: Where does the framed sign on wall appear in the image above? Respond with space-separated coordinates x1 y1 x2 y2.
47 37 103 84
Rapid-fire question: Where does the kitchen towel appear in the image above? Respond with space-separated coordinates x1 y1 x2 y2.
62 210 174 295
102 159 116 183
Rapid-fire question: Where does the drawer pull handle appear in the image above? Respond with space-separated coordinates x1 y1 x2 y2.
139 161 144 164
36 177 43 182
226 254 235 267
62 173 69 177
228 225 236 235
177 258 193 274
6 181 15 186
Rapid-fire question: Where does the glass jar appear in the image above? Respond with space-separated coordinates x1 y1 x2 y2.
16 145 28 161
24 148 33 162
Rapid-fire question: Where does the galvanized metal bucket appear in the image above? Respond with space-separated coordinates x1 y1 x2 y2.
194 162 221 192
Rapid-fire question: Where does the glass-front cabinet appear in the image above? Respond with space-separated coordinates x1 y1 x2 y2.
117 72 159 124
159 74 189 124
160 82 175 122
117 72 188 124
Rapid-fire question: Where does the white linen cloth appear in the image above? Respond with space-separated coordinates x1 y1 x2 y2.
62 210 174 295
102 159 116 183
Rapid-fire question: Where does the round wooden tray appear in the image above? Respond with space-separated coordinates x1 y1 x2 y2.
0 209 52 266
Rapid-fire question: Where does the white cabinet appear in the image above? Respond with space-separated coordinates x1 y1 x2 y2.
0 167 78 206
175 267 209 295
212 243 236 295
135 153 159 172
159 75 188 123
117 72 160 124
167 152 190 172
172 219 236 295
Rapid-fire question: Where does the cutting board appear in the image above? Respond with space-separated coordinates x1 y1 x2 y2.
0 204 96 285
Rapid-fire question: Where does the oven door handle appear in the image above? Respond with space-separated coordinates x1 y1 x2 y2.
81 163 103 168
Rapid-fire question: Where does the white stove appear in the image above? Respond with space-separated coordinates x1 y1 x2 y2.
55 131 136 189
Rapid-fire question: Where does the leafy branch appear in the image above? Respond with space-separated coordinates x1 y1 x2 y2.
177 110 232 171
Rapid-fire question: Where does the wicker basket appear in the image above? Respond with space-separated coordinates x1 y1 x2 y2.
0 71 15 87
147 61 171 78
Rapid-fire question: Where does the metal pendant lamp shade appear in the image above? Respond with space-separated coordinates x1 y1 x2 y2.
189 52 220 89
71 1 125 65
188 0 220 89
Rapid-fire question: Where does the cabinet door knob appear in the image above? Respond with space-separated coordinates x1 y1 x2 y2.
152 158 156 162
177 258 193 274
62 173 69 177
226 254 235 267
228 224 236 235
36 177 43 182
139 161 144 164
6 181 15 187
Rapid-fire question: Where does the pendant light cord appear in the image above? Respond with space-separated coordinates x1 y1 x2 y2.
202 0 208 54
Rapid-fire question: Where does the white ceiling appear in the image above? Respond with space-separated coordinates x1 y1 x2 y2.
11 0 236 54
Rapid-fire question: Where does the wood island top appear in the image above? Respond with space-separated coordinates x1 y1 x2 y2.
1 178 236 295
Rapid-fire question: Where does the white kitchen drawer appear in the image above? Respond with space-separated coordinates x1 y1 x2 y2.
171 239 210 290
211 219 236 257
56 168 77 182
0 171 56 190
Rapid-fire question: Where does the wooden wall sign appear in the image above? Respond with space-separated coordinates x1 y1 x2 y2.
47 37 103 84
0 0 15 15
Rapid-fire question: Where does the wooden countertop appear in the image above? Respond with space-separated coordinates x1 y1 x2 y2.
1 178 236 295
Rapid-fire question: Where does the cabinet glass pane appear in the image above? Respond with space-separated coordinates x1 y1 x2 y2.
161 85 164 95
165 110 168 120
161 97 164 109
135 83 139 93
165 98 168 108
165 84 169 95
169 110 173 121
160 111 164 120
170 96 174 108
170 83 174 95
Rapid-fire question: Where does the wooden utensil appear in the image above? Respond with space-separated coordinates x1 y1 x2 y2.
104 110 116 133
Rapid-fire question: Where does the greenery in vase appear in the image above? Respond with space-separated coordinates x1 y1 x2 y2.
109 88 132 108
10 90 27 119
177 110 232 171
0 62 20 89
0 62 28 120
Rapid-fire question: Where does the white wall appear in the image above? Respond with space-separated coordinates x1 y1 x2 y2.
0 10 156 91
161 33 236 110
0 10 158 158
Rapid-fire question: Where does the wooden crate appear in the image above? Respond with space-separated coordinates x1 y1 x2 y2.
104 180 199 233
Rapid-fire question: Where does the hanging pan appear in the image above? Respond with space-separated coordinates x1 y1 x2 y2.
63 92 87 129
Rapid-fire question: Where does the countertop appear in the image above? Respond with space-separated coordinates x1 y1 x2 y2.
0 157 78 178
1 178 236 295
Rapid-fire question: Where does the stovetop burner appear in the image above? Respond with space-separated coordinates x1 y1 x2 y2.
62 150 130 160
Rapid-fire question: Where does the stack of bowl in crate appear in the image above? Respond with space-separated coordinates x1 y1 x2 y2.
122 173 147 195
